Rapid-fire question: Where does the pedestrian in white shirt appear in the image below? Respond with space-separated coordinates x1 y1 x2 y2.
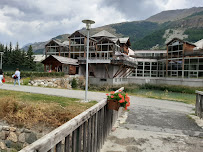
0 69 3 86
13 68 20 86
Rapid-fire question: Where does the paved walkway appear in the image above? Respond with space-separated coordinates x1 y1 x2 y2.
0 84 106 101
101 96 203 152
1 84 203 151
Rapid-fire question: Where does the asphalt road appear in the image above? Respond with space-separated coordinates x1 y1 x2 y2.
101 96 203 152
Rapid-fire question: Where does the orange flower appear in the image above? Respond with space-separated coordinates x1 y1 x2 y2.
111 95 114 98
118 93 123 98
106 94 109 96
119 99 125 103
126 102 130 107
110 91 115 94
125 96 130 103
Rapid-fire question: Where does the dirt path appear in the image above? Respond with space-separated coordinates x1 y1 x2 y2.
101 96 203 152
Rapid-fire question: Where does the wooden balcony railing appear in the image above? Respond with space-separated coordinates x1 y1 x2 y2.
19 87 124 152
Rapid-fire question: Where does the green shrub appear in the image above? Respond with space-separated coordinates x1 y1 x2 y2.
71 78 78 89
4 71 65 78
23 77 30 85
140 84 203 94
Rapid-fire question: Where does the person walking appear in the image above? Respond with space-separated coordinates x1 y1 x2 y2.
0 69 3 86
13 68 21 86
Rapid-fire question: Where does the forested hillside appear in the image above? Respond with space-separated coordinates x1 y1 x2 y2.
21 7 203 53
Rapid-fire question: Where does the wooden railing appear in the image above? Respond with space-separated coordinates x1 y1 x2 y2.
19 87 124 152
195 90 203 119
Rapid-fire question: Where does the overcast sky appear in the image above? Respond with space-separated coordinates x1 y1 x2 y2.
0 0 202 47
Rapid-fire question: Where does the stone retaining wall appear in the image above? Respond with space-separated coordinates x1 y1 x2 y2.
0 125 39 152
28 78 72 89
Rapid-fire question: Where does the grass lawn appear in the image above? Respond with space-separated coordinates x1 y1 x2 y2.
0 89 97 128
128 89 196 105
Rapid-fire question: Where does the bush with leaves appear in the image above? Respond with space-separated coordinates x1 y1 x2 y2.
71 78 78 89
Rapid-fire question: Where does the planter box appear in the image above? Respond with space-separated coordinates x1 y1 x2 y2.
107 99 120 111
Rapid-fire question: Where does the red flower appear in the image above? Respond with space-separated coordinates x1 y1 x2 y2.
110 91 115 94
118 93 123 98
106 94 109 96
125 96 130 103
119 99 125 103
111 95 114 98
119 90 122 92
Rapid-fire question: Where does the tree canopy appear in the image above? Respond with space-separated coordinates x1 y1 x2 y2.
0 43 36 71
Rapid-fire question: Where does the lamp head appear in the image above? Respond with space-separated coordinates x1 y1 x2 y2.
82 19 95 30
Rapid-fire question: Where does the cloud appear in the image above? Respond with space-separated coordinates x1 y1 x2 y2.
0 0 202 47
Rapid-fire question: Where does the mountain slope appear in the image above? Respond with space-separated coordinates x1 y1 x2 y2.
146 7 203 23
22 7 203 53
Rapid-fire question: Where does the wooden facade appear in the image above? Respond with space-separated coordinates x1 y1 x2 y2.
41 55 78 75
45 39 69 57
68 30 136 80
42 30 136 82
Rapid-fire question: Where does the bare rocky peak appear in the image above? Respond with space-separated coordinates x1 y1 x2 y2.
146 7 203 23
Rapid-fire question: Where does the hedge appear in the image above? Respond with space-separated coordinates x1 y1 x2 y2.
4 72 65 78
139 83 203 94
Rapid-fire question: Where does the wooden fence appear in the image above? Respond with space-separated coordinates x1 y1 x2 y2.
195 90 203 119
19 87 124 152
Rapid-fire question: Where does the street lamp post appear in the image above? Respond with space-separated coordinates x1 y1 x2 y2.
82 19 95 102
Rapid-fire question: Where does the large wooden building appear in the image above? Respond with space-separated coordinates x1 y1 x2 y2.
131 38 203 79
42 30 136 85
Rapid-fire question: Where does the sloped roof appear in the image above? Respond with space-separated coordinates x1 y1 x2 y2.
128 48 135 56
33 55 46 62
110 38 119 43
52 55 78 65
195 39 203 49
45 39 69 47
62 41 69 46
68 30 86 38
97 37 116 44
42 55 78 65
91 30 116 38
166 38 196 46
119 37 129 44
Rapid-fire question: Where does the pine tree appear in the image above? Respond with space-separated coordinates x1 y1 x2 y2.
26 45 36 70
3 45 9 68
21 49 27 68
14 42 22 67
